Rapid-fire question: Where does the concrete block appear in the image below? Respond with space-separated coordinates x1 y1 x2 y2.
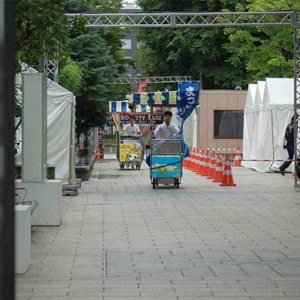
15 180 62 226
15 205 31 274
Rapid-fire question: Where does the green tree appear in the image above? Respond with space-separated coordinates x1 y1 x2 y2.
16 0 70 71
136 0 298 89
59 58 83 94
67 0 131 136
15 0 73 151
223 0 300 82
136 0 250 90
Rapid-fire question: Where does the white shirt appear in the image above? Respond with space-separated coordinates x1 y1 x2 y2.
122 123 140 135
153 122 179 139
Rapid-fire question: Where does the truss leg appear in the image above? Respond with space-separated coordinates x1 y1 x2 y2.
293 11 300 188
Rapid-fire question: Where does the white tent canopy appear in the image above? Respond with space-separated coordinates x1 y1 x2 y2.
242 78 295 172
15 64 76 184
242 84 257 169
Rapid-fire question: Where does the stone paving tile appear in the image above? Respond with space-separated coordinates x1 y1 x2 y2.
16 156 300 299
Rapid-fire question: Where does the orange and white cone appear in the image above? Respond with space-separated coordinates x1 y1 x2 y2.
203 152 211 176
234 147 242 167
191 149 198 171
187 149 194 170
193 150 201 173
95 147 101 162
207 152 216 179
202 151 210 177
190 150 197 172
213 156 223 183
220 156 236 186
196 150 204 175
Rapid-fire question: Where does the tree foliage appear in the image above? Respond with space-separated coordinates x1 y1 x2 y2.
16 0 130 136
66 0 131 135
136 0 297 89
223 0 300 82
136 0 249 89
59 58 83 94
16 0 70 71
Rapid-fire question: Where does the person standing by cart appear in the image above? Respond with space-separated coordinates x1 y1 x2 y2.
119 116 144 168
122 116 140 136
153 111 179 139
147 110 189 167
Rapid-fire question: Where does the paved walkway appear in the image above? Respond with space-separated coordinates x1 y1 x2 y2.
16 155 300 300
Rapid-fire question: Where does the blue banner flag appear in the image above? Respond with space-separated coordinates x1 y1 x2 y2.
177 82 200 122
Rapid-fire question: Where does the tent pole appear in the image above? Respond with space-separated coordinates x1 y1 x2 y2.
69 102 74 185
269 110 275 172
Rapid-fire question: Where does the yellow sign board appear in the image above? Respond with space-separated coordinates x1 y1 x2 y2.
119 142 142 163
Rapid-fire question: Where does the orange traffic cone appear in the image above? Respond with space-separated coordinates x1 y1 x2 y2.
234 147 242 167
186 149 193 170
196 150 204 175
95 147 101 162
192 150 201 173
220 156 236 186
207 152 216 179
191 149 197 171
213 156 223 183
201 151 209 176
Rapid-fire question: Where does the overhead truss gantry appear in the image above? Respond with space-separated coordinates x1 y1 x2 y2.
65 11 293 28
107 76 192 84
63 11 300 188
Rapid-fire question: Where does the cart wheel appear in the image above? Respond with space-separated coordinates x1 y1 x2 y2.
152 178 156 189
152 178 158 189
174 178 180 189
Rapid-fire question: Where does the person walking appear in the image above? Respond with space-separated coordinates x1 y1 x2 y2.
122 116 140 136
279 115 298 176
153 110 179 139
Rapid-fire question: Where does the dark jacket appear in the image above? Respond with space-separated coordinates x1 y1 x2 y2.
284 116 296 147
284 122 294 147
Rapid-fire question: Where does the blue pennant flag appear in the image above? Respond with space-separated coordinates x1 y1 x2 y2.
177 82 200 122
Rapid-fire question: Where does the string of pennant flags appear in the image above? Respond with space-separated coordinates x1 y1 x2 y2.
110 82 200 124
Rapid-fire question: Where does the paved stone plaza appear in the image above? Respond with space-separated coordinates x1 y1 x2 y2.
16 155 300 300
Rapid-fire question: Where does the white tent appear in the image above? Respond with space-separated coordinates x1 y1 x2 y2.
243 78 295 172
242 84 257 169
250 81 266 171
15 65 76 184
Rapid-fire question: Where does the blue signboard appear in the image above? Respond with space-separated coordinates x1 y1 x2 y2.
151 156 182 178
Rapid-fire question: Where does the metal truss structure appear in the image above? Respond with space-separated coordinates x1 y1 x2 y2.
293 13 300 188
65 11 293 28
45 59 59 83
108 76 191 84
64 11 300 187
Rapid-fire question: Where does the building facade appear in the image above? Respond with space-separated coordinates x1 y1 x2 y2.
197 90 247 151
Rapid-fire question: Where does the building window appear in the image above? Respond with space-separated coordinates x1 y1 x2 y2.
121 39 132 50
214 110 243 139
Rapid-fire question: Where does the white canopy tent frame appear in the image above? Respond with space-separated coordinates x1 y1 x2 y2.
15 64 76 185
243 78 295 173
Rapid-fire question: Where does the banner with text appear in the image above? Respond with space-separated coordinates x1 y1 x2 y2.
177 82 200 122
